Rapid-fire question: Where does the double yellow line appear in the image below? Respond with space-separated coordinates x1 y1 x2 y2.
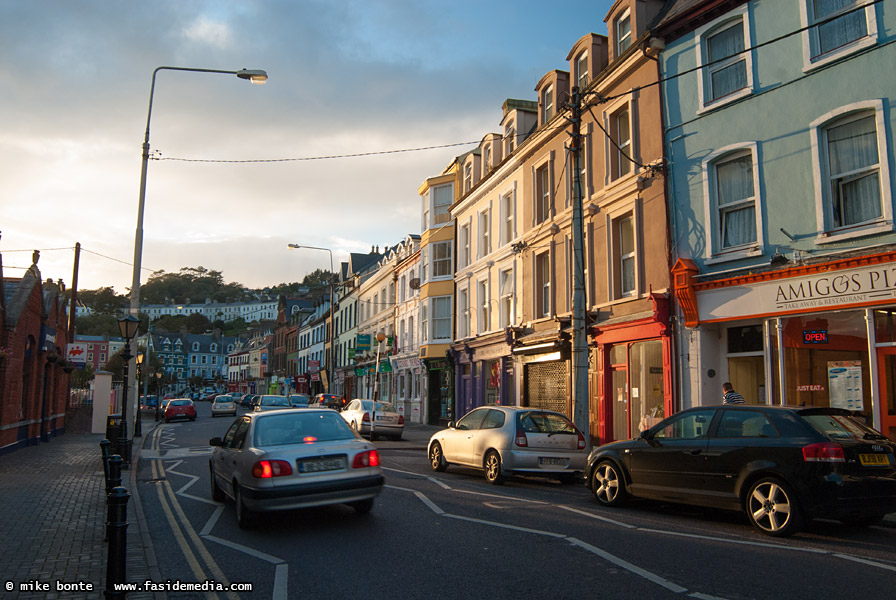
149 427 240 600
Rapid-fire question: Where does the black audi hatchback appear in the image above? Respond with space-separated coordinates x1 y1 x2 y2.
586 405 896 537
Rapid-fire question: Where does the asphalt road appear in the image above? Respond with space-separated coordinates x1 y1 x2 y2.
135 403 896 600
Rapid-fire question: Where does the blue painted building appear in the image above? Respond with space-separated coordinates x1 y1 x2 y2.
655 0 896 437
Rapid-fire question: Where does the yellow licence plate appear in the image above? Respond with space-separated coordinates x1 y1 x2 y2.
859 453 891 466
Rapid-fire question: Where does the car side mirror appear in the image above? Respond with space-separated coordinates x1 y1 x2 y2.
639 429 652 440
209 437 224 447
447 421 456 429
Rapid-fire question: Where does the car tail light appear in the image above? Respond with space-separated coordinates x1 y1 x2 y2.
352 450 380 468
302 436 318 444
802 442 846 463
515 428 528 447
398 415 404 425
252 460 293 478
576 430 586 450
362 412 370 423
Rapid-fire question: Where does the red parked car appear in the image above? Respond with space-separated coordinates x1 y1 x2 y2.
164 399 197 423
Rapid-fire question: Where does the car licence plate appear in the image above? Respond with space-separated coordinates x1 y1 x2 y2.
859 453 891 466
376 415 390 421
298 456 346 473
539 457 568 467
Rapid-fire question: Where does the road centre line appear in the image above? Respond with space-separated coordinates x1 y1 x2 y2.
151 427 289 599
150 459 222 600
566 537 689 593
158 463 240 600
833 553 896 572
636 527 828 553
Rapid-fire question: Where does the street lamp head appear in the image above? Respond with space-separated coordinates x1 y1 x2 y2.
117 315 140 341
376 332 387 343
287 243 302 249
236 69 268 84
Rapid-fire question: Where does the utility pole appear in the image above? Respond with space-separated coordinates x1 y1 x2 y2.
568 86 590 451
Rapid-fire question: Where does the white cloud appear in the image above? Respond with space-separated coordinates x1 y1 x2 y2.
182 17 233 49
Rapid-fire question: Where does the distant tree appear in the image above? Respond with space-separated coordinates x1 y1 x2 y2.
77 287 127 315
74 314 121 337
302 268 336 288
140 266 249 304
69 363 95 388
184 313 212 333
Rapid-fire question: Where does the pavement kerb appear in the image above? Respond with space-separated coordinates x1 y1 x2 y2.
130 419 167 600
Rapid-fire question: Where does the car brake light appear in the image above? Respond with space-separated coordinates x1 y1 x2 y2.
515 428 528 447
577 430 586 450
352 450 380 468
302 436 318 443
252 460 293 478
802 442 846 463
362 412 370 422
398 415 404 425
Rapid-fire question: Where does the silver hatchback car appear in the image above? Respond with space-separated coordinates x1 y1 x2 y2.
428 406 587 484
209 409 384 528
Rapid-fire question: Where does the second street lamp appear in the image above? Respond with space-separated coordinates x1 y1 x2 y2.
287 243 336 395
116 315 140 466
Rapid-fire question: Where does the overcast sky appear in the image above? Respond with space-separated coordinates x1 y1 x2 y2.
1 0 614 296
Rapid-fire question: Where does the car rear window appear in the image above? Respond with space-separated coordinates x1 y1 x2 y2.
171 400 191 406
801 413 885 441
253 412 355 446
518 411 575 434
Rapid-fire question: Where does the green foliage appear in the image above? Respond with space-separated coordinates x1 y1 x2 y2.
69 363 95 388
302 268 336 288
150 313 212 334
74 314 122 337
76 287 127 315
139 266 249 304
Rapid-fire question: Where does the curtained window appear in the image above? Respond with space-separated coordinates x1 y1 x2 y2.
716 153 757 248
812 0 867 57
707 21 747 101
826 113 881 228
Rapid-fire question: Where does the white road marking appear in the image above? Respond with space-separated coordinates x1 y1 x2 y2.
557 504 636 528
567 537 689 593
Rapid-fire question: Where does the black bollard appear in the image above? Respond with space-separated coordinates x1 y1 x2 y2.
100 440 112 493
104 487 129 600
105 456 122 542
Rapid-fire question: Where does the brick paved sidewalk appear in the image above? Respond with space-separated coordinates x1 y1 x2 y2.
0 420 163 600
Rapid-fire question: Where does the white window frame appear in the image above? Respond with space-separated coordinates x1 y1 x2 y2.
701 142 764 263
431 296 452 342
811 100 892 243
499 267 514 328
799 0 878 72
459 220 472 268
500 186 516 245
616 8 632 57
479 208 491 258
505 122 516 155
604 97 636 184
478 279 489 334
458 286 470 339
542 84 554 124
431 240 453 279
533 156 554 225
576 51 589 89
605 201 642 301
535 251 551 318
695 7 753 112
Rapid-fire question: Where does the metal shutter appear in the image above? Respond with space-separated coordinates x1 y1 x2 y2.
524 361 569 415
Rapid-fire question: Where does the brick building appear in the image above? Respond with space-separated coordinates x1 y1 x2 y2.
0 252 71 455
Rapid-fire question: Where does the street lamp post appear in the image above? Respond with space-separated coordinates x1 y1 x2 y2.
287 244 337 395
116 315 140 466
372 331 386 439
154 372 163 422
134 351 143 438
128 66 267 436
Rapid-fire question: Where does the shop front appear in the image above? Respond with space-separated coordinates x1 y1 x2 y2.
674 254 896 440
590 293 673 445
451 332 515 419
511 325 571 419
424 358 453 425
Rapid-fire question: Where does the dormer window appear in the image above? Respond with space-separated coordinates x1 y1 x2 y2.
576 51 589 89
464 163 473 193
505 122 516 154
616 10 632 56
542 84 554 123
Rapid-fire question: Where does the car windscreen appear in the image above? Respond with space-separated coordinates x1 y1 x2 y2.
801 413 887 441
518 411 576 434
253 412 355 447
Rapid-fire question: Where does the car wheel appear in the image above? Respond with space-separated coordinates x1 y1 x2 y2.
592 460 627 507
745 477 802 537
209 465 224 502
234 484 253 530
350 498 374 514
429 442 448 472
839 513 885 527
484 450 505 485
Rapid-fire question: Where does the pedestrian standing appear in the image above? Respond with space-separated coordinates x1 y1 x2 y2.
722 382 745 404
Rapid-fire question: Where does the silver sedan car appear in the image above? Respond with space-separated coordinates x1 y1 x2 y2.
211 395 237 418
340 399 404 440
428 406 587 485
209 409 384 529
